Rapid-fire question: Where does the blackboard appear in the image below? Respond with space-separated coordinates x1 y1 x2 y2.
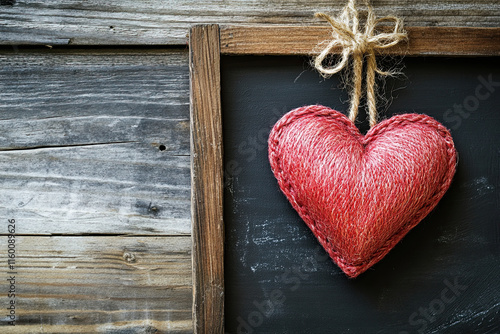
221 55 500 334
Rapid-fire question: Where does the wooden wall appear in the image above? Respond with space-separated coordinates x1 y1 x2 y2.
2 0 500 45
0 0 499 332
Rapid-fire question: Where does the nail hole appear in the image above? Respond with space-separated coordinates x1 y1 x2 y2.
159 144 166 151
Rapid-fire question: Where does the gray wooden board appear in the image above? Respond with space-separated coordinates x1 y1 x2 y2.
0 50 191 235
221 55 500 333
0 0 499 45
0 235 193 332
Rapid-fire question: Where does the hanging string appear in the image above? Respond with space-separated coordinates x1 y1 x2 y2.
313 0 407 127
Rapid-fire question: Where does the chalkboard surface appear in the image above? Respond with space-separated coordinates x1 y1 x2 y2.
221 55 500 334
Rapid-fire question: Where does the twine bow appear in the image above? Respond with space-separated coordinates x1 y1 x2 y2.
314 0 407 127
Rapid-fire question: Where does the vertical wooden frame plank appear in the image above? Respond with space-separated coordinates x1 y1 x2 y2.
189 24 224 333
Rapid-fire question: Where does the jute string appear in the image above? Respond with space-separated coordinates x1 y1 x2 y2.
313 0 407 127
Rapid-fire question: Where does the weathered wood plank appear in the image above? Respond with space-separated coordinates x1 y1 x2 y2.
0 51 189 125
221 26 500 56
0 235 192 333
190 25 224 334
0 0 499 45
0 50 192 235
0 144 190 235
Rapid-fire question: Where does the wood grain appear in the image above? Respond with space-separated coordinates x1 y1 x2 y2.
0 50 191 235
0 235 192 333
0 0 499 45
221 26 500 56
190 25 224 334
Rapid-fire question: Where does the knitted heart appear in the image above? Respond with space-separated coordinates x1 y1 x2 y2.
268 105 457 278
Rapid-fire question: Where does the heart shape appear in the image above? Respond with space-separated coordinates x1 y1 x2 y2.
268 105 457 278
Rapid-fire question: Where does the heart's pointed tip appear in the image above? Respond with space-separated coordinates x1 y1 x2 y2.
339 264 367 279
343 271 359 279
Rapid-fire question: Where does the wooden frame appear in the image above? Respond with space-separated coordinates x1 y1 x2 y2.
189 24 500 333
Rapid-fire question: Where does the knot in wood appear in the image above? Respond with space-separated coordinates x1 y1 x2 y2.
123 252 136 263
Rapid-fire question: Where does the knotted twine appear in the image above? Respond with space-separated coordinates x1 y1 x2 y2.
313 0 407 127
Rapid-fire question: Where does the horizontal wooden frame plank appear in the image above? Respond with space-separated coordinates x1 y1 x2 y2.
220 26 500 56
0 0 499 45
0 235 192 332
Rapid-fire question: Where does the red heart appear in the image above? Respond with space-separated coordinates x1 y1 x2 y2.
268 105 457 278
